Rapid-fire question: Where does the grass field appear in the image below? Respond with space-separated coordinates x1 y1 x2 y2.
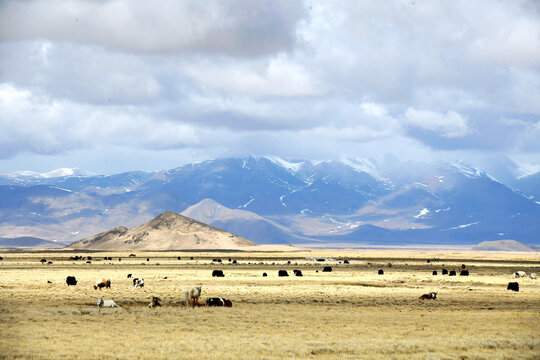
0 249 539 359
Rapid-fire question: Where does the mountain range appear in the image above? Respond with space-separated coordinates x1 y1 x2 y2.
0 156 539 248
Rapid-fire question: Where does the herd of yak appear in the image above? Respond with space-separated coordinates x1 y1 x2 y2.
31 255 538 309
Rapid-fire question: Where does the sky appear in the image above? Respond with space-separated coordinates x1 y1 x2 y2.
0 0 539 175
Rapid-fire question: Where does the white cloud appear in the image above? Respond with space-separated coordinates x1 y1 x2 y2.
403 108 471 138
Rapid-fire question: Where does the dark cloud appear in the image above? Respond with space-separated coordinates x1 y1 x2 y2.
0 0 539 172
0 0 306 56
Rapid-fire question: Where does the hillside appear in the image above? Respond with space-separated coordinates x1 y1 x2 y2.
471 240 537 252
67 211 256 250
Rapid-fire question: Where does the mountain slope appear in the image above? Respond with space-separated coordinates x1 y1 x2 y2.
181 198 308 244
67 211 256 250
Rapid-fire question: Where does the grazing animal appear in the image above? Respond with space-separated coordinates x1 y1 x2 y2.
426 260 430 263
461 264 466 269
449 270 456 276
262 273 267 277
514 271 526 278
185 286 202 308
47 280 53 284
432 271 438 275
87 256 92 260
212 270 225 277
378 269 384 275
206 297 225 307
129 254 136 257
66 276 77 286
86 261 91 264
0 256 4 260
188 299 206 307
127 274 132 278
507 282 519 292
224 299 232 307
47 261 53 265
278 270 289 277
322 266 332 272
529 273 537 280
93 278 111 290
133 278 144 288
442 269 448 275
343 260 349 264
148 297 162 308
40 258 47 264
419 292 437 300
232 260 237 264
178 257 181 260
460 270 469 276
293 269 303 277
97 297 117 307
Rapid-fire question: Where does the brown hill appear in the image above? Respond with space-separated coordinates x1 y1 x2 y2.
471 239 536 252
66 211 256 250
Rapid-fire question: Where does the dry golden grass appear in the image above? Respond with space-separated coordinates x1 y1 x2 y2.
0 249 539 359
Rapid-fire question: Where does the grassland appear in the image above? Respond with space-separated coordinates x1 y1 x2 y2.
0 249 539 359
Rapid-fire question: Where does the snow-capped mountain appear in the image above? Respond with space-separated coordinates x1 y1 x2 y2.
1 156 539 247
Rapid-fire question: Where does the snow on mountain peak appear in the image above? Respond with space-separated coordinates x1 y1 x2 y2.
340 157 390 183
514 160 540 179
4 168 94 179
42 168 94 178
265 157 305 173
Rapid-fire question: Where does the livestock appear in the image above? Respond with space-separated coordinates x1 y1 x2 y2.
86 261 91 264
432 271 438 275
93 278 111 290
514 271 526 278
461 264 466 269
293 269 303 277
147 258 150 262
460 270 469 276
47 261 53 265
87 256 92 260
343 260 349 264
322 266 332 272
127 274 132 278
205 298 232 307
177 257 181 260
449 270 456 276
185 286 202 309
232 260 237 264
212 270 225 277
206 297 225 307
287 260 291 264
530 273 537 280
66 276 77 286
129 254 136 257
442 269 448 275
133 278 144 288
278 270 289 277
419 292 437 300
262 273 267 277
378 269 384 275
188 299 206 307
426 260 430 263
0 256 3 260
40 258 47 264
507 282 519 292
97 297 117 307
148 297 162 308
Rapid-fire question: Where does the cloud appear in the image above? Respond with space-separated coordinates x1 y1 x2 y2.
0 0 306 56
0 83 199 158
403 108 470 138
1 0 540 172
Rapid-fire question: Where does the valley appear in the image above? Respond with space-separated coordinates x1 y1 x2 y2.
1 249 539 359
